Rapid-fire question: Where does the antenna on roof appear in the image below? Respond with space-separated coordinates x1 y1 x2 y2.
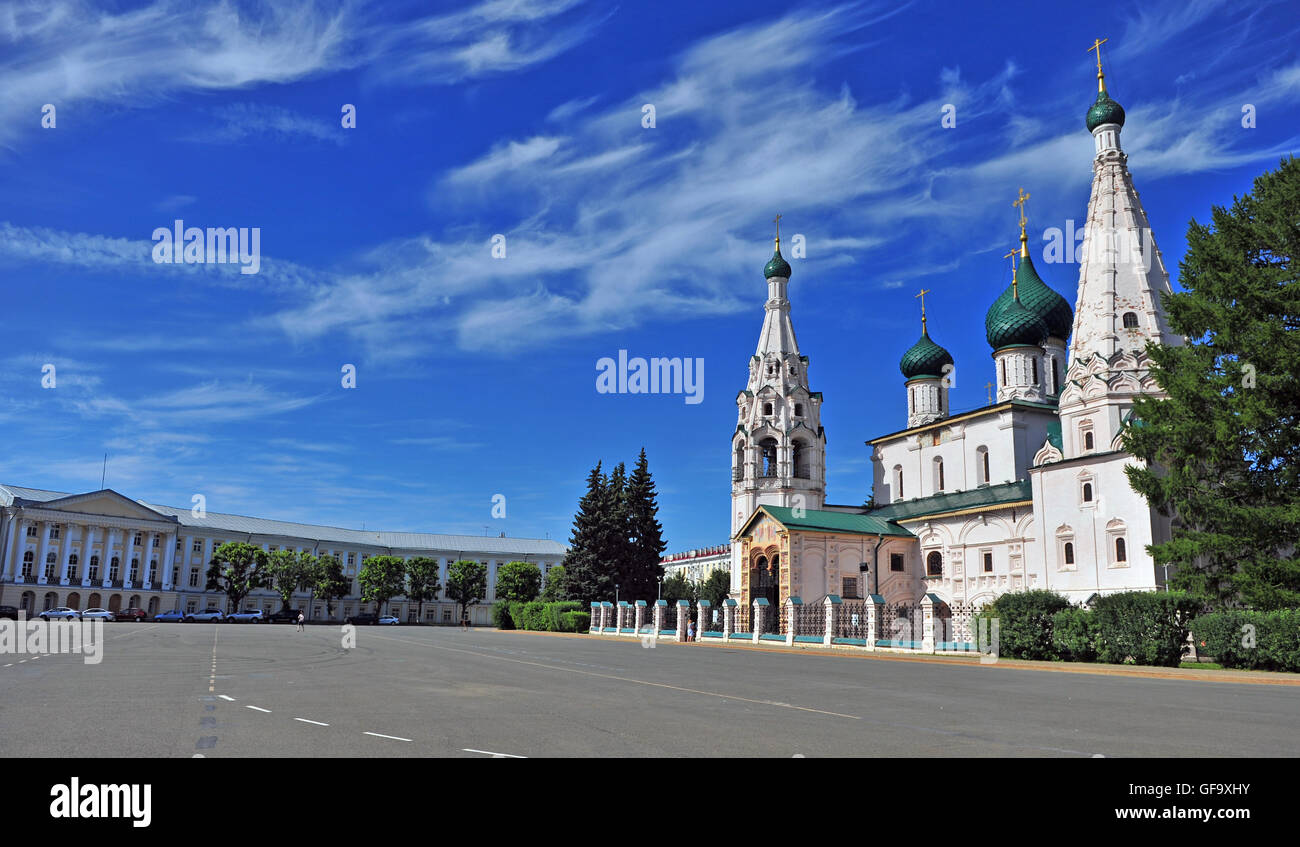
101 454 107 490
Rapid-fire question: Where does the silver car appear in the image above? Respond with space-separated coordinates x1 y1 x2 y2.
38 606 79 620
79 608 114 621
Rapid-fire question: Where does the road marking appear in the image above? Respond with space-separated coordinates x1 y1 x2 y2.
31 655 40 660
364 732 412 742
294 718 329 726
463 748 526 758
2 664 10 668
18 659 26 663
246 705 271 713
218 694 235 701
193 754 205 758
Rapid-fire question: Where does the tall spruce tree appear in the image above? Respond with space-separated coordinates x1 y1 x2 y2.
1124 156 1300 610
562 462 619 604
624 448 666 602
606 461 632 595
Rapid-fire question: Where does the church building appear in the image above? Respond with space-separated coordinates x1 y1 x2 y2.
730 48 1181 616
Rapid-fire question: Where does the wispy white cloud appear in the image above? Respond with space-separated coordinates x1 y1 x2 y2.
194 102 344 146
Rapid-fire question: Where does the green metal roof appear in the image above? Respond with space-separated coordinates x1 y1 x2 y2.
744 506 914 538
1086 88 1125 132
987 295 1049 350
985 250 1073 346
899 329 954 380
867 480 1033 522
1046 419 1062 450
763 243 792 279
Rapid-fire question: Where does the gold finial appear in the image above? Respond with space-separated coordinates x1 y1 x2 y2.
1089 37 1109 93
915 287 931 333
1013 187 1031 258
773 213 782 249
998 246 1019 296
985 381 994 404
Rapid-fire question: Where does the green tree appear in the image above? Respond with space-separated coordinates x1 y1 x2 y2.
357 555 407 618
1124 157 1300 610
312 554 350 619
205 542 268 614
540 564 567 602
264 550 316 614
623 448 666 602
405 556 442 623
496 561 542 603
661 572 697 605
445 560 487 623
561 462 619 605
698 569 731 608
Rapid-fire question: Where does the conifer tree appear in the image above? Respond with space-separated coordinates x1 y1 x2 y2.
624 447 666 602
1124 157 1300 610
562 462 618 604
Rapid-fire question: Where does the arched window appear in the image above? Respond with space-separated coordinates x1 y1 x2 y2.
1122 312 1139 328
1084 431 1094 451
1115 537 1127 562
760 438 778 477
977 446 990 484
1082 482 1093 502
894 465 904 499
934 457 945 492
129 558 140 583
109 557 120 581
1051 358 1060 393
926 551 943 578
792 440 810 479
1001 358 1007 385
794 403 803 417
1031 356 1039 385
734 441 746 481
1064 543 1075 565
88 555 100 581
21 551 33 578
763 402 773 416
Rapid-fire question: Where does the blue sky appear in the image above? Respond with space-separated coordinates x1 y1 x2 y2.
2 0 1297 551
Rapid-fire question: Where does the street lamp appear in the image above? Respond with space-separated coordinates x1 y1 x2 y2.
657 575 663 601
615 583 619 606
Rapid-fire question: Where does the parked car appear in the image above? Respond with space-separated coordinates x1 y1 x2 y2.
268 608 304 624
80 608 114 622
378 615 399 625
184 608 226 623
345 612 378 625
0 605 20 620
115 607 147 622
154 609 185 622
38 607 79 620
227 609 264 623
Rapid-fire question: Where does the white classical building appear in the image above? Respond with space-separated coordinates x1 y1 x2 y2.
0 485 566 624
729 58 1181 610
661 546 730 584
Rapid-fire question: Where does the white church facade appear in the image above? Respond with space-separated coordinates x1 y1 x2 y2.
729 56 1181 615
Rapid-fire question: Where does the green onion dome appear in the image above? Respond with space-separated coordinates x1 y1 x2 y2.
763 238 792 279
899 328 954 380
985 248 1073 343
987 293 1050 351
1086 86 1125 132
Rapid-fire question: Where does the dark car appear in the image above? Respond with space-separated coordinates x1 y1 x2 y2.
0 605 19 620
268 608 304 624
115 607 147 622
345 612 379 625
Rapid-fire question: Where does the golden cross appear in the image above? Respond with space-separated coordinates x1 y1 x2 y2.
1012 187 1030 228
985 381 994 403
773 213 782 240
1003 248 1018 272
1088 37 1108 75
915 288 931 331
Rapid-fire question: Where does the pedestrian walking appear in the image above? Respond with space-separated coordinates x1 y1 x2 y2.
687 618 695 642
461 614 469 631
296 611 304 631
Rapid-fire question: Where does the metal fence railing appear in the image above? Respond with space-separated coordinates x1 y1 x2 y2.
793 604 823 640
836 602 869 640
661 604 678 633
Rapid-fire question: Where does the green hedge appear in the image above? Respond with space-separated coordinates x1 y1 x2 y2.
497 601 587 632
559 611 590 633
1091 591 1202 667
971 590 1072 660
491 600 516 630
1051 607 1098 662
1190 609 1300 672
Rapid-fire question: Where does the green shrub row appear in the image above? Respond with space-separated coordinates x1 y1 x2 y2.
492 600 587 633
973 589 1203 667
1190 609 1300 671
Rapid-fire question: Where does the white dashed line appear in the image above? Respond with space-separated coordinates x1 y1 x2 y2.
246 705 272 713
364 732 412 742
18 659 26 664
3 664 11 668
463 748 526 758
218 695 235 701
294 718 329 726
